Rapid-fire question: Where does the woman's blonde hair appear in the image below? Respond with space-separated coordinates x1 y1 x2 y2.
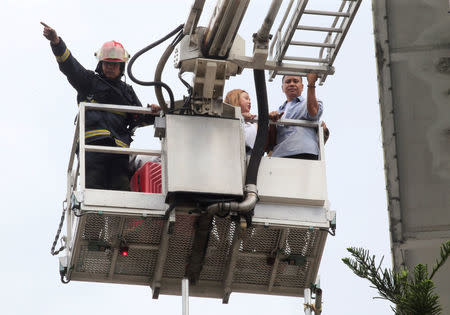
225 89 247 107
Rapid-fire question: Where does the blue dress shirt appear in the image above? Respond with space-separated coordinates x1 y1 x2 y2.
271 96 323 157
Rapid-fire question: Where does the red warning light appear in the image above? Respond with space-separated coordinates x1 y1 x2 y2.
119 241 129 257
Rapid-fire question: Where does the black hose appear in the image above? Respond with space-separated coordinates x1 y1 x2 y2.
245 69 269 186
154 28 185 113
126 24 184 112
178 72 193 114
154 42 178 112
154 27 185 113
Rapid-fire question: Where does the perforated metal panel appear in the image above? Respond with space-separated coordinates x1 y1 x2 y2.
241 226 280 253
75 246 112 275
114 249 158 276
81 214 121 244
71 214 165 283
68 210 328 299
199 217 234 281
162 215 196 279
122 217 164 244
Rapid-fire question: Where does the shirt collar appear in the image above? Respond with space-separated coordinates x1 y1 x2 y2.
279 95 304 111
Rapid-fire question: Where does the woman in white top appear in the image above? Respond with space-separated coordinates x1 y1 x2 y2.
225 89 257 154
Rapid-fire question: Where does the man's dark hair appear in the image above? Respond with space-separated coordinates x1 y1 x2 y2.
282 74 302 84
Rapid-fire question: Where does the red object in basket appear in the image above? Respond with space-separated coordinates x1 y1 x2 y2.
130 162 162 193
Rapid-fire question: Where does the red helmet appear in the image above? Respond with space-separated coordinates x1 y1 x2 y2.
95 40 130 62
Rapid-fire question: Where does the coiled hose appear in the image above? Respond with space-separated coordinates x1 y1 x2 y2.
127 24 184 113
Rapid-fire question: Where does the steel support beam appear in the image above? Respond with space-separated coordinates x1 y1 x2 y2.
222 222 242 303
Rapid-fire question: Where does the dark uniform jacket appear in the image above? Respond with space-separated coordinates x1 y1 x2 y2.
51 38 152 147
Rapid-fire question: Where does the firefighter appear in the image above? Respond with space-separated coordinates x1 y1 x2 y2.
41 22 158 190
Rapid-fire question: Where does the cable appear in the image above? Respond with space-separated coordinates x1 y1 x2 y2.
178 72 193 114
127 24 184 113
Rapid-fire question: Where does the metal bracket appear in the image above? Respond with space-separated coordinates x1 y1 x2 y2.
154 116 166 138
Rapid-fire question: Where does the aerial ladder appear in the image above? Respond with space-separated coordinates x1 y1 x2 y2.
51 1 361 314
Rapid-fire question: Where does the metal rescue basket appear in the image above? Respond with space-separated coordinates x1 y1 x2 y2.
51 1 364 312
55 102 335 303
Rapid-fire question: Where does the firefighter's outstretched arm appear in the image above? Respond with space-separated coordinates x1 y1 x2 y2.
41 22 60 45
41 21 91 95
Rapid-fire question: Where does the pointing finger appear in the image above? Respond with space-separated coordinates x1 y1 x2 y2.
40 21 50 28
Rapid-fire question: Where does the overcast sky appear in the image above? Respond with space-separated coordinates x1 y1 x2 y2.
0 0 393 314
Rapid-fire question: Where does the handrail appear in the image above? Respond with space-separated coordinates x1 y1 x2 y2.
73 102 162 192
83 102 160 114
251 117 320 129
63 102 163 262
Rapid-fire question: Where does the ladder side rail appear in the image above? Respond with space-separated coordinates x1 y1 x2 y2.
318 0 347 60
319 0 362 84
326 0 362 65
274 0 310 65
269 0 295 59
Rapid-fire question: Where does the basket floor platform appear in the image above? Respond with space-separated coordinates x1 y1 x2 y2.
65 190 329 302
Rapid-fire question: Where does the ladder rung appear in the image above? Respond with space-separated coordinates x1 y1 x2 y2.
297 25 343 33
291 41 336 48
276 70 310 77
283 56 328 63
303 9 350 17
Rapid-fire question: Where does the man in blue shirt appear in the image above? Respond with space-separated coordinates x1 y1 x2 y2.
269 73 323 160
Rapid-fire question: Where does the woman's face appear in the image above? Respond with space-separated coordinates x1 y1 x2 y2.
239 92 251 113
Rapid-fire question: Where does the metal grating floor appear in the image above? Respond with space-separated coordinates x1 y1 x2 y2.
69 211 327 299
